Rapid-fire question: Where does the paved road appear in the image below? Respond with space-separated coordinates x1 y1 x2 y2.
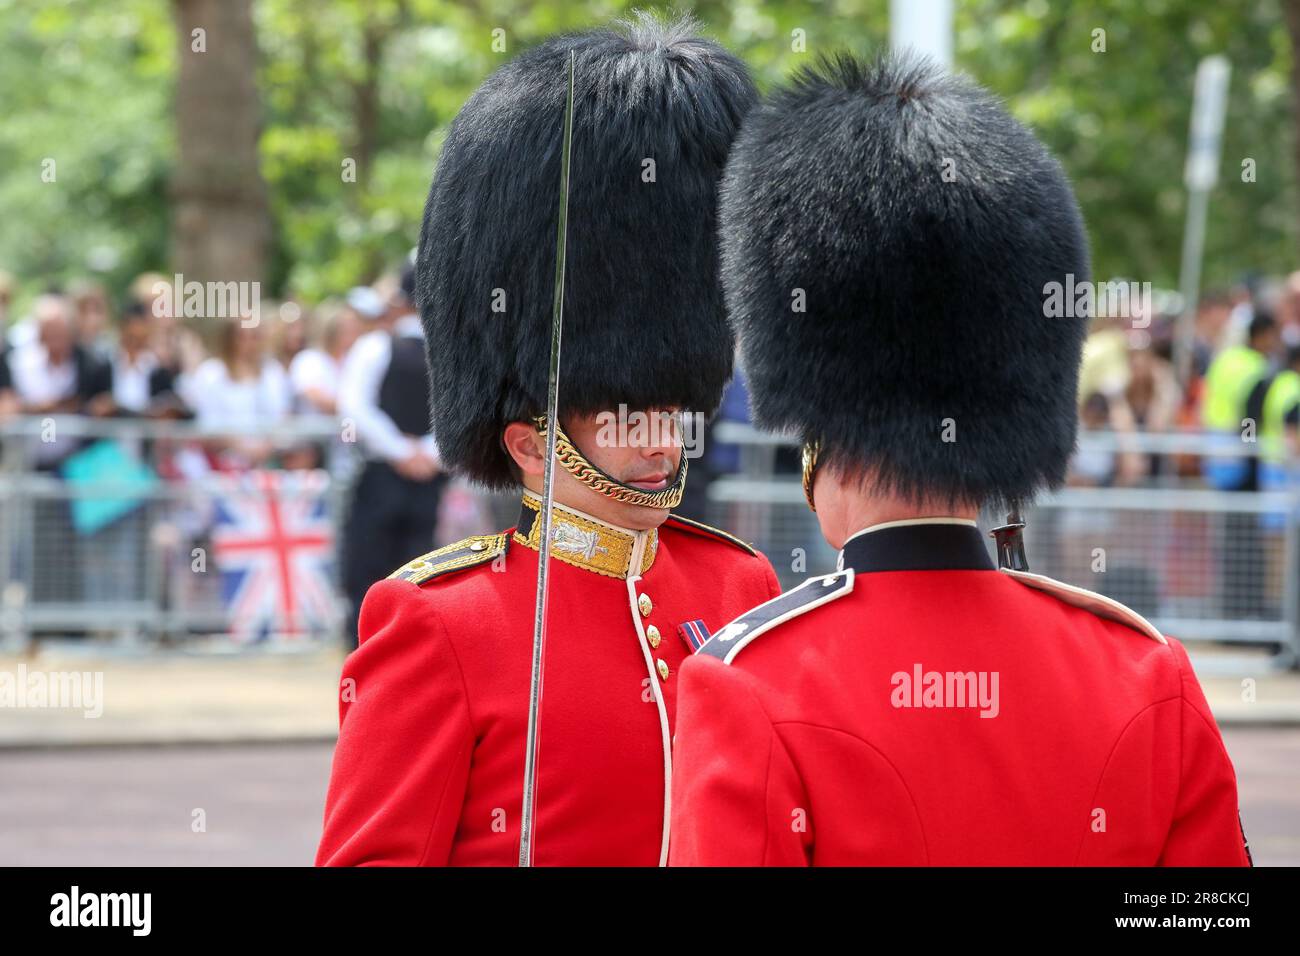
0 729 1295 866
0 743 333 866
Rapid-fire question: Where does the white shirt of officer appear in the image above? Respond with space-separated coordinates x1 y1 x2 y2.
337 313 439 465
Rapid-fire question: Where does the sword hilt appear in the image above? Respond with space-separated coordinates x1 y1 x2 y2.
990 507 1028 572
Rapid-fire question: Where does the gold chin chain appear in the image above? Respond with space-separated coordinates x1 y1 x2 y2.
534 416 687 510
801 440 819 513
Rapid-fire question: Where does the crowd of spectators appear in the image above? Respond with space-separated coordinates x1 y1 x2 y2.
0 266 431 619
3 263 1299 631
0 269 405 475
1068 273 1300 490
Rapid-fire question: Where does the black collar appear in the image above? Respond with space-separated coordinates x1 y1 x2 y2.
838 522 994 573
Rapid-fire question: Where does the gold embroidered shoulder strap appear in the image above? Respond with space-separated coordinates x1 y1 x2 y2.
663 514 757 556
387 533 509 586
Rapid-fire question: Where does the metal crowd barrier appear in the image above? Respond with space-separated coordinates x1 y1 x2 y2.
0 416 350 651
3 416 1297 671
704 424 1300 672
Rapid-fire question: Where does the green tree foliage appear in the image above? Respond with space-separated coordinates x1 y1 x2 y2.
0 0 1293 311
0 0 173 302
955 0 1294 289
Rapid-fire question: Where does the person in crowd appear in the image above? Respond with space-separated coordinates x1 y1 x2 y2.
97 302 187 419
288 299 362 417
0 361 15 420
1057 391 1146 588
1079 313 1131 400
1194 290 1238 371
1202 313 1282 619
131 272 206 381
1221 279 1257 348
1124 332 1184 479
1252 344 1300 620
1071 393 1121 488
10 293 112 426
1126 337 1182 435
7 293 113 604
69 280 115 362
343 284 387 329
336 265 444 649
76 302 177 613
269 300 308 372
1274 271 1300 346
179 315 289 469
1258 345 1300 485
274 300 360 471
1068 385 1146 489
1202 313 1281 492
0 272 16 420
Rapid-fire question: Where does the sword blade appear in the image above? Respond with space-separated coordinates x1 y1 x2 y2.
519 49 576 868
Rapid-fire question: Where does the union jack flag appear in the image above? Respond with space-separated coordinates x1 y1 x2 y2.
211 469 338 643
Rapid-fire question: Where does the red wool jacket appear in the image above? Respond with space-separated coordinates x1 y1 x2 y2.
317 496 780 867
669 520 1252 867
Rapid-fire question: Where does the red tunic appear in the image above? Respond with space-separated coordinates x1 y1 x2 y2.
316 497 780 866
669 520 1251 867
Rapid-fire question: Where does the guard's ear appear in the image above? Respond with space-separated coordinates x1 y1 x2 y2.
502 421 546 479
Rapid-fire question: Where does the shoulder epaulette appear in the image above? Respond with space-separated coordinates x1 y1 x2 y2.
697 569 854 663
387 533 509 586
664 514 758 556
999 568 1166 644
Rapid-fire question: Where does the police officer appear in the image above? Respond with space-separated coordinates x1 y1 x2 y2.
317 16 779 867
1205 314 1281 619
1259 344 1300 486
670 53 1251 866
1204 313 1280 492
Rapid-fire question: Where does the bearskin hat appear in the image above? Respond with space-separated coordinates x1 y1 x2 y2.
417 14 757 488
719 52 1091 510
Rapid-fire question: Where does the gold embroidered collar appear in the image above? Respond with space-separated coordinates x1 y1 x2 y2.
514 493 658 579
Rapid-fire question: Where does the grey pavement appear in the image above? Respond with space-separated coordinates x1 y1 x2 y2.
0 643 1297 751
0 731 1294 865
0 642 1296 866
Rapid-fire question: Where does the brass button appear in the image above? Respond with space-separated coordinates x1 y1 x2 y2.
638 593 653 617
656 659 670 680
646 624 661 648
469 540 486 552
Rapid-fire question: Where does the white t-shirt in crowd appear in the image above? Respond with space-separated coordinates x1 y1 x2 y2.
9 341 79 465
180 357 290 431
288 348 338 413
9 341 76 407
112 350 159 414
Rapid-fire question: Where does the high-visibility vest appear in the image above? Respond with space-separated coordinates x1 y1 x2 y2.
1261 369 1300 464
1201 345 1269 432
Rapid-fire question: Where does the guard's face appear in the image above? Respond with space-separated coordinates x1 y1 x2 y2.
557 407 685 530
570 408 684 482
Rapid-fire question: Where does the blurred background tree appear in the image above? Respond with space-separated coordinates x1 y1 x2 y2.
172 0 270 286
0 0 1294 308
